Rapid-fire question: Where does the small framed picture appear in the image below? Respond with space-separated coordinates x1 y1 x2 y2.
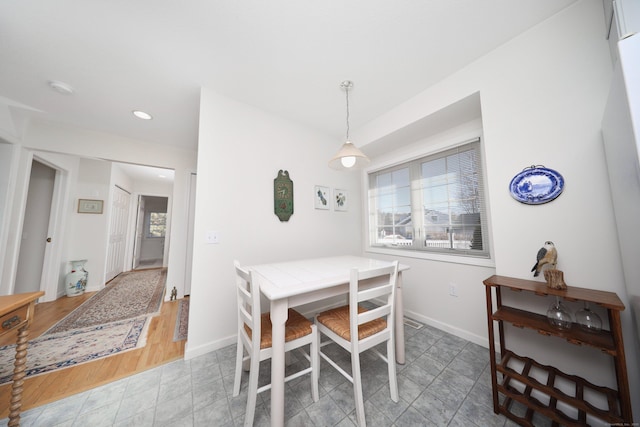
314 186 330 210
78 199 104 214
334 189 348 212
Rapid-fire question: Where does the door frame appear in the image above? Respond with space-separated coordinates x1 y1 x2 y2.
33 154 69 302
127 192 172 271
131 194 145 270
13 153 70 301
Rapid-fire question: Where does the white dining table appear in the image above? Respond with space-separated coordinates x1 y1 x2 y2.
249 255 409 427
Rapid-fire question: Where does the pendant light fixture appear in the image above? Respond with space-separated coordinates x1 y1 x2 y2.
329 80 370 170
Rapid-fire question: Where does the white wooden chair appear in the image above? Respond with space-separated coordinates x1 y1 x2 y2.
315 261 399 427
232 260 319 426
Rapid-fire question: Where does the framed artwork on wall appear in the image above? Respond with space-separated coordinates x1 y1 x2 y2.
334 189 348 212
314 186 330 210
274 170 294 222
78 199 104 214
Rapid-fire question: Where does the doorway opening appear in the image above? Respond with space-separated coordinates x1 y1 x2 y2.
133 195 169 271
14 160 56 294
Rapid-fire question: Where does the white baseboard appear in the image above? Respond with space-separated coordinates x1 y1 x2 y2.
184 334 236 360
403 308 490 349
302 299 493 350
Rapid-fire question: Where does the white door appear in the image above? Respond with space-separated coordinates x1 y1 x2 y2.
132 195 145 270
14 160 55 294
105 186 130 282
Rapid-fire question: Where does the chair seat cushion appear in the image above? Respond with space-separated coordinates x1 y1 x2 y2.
317 305 386 341
245 308 312 349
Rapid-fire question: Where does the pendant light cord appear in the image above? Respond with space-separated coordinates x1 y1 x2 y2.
344 83 350 141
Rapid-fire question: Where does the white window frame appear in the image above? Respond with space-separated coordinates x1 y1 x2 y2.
364 134 494 267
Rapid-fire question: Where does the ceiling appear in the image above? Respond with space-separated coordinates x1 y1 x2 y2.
0 0 579 152
114 162 175 184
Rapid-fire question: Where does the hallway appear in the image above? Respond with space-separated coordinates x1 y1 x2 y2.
136 259 164 270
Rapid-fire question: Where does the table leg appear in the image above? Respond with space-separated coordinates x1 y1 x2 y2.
8 326 29 427
270 299 288 427
395 271 405 364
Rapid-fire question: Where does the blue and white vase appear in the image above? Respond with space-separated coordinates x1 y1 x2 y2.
65 259 88 297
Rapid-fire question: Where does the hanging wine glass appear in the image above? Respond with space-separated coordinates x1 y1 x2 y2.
547 296 572 330
575 301 602 332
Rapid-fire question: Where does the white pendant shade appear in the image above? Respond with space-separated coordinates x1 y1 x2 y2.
329 80 370 171
328 140 370 170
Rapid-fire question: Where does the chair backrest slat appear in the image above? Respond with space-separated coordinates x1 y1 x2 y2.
357 304 391 325
357 283 393 303
349 261 399 347
239 305 252 327
235 260 261 347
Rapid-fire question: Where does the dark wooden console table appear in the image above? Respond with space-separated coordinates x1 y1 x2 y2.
0 291 43 427
483 275 632 426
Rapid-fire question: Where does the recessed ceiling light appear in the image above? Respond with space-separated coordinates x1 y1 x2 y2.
48 80 74 95
133 110 153 120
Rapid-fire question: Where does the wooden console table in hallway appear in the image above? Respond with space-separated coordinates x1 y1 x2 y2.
0 291 44 427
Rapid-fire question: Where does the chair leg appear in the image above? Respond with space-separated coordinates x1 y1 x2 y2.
244 348 260 427
310 327 319 402
233 336 244 396
387 338 399 402
351 351 366 427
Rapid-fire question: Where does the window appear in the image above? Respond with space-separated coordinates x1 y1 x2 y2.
147 212 167 238
368 138 489 258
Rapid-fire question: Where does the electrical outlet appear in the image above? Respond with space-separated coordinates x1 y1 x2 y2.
448 283 459 297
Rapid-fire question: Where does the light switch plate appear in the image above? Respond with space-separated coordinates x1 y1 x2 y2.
206 231 220 244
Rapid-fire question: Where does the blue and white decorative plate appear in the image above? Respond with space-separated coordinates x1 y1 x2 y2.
509 166 564 205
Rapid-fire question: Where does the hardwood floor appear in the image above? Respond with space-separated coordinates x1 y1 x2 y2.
0 292 186 419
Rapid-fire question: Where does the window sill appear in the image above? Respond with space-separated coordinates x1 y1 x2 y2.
365 246 496 268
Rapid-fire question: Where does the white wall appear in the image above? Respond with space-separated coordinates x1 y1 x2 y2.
186 89 363 358
0 142 12 231
603 33 640 352
358 0 639 415
73 158 111 291
0 146 32 295
0 140 16 288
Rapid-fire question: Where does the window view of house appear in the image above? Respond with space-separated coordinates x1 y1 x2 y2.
368 139 488 257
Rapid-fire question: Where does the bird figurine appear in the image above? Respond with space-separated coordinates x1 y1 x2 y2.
531 241 557 277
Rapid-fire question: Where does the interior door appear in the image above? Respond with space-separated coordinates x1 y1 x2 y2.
105 185 130 282
14 160 55 293
132 195 145 270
